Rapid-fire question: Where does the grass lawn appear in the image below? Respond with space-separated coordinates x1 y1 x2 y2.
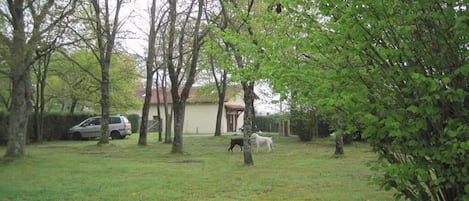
0 133 394 201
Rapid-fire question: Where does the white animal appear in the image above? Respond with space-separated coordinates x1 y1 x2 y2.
251 133 273 152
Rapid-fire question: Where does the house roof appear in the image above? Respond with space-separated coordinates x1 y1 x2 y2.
135 85 244 104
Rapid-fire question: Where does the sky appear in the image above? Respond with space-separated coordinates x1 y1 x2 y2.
120 1 153 56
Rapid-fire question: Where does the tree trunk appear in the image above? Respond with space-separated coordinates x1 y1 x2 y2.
171 102 185 154
214 92 225 136
5 0 32 157
334 120 344 155
334 134 344 155
166 0 205 153
164 109 172 144
69 99 78 114
139 0 158 146
242 81 255 165
90 0 123 145
213 60 227 136
33 51 51 143
6 71 32 157
99 69 110 144
155 74 163 142
162 70 172 144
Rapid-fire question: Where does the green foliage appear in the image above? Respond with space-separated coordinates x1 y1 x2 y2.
254 115 279 132
45 50 141 113
0 112 93 144
32 113 92 141
1 113 146 142
253 0 468 200
127 113 140 134
290 107 315 141
289 105 331 141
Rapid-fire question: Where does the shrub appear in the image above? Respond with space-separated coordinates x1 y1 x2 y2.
255 115 279 132
290 106 318 141
127 114 140 133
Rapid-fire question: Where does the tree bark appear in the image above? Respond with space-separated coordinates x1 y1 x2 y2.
171 101 185 153
335 134 344 155
89 0 123 145
214 88 225 136
212 57 227 136
155 74 163 142
334 121 344 155
139 0 159 146
165 0 177 145
242 81 255 165
166 0 206 153
33 53 51 143
5 0 33 157
6 70 32 157
162 74 172 144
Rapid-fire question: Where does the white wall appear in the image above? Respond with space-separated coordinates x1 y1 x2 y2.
136 102 244 134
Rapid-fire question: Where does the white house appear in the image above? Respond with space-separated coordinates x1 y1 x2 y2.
133 86 246 134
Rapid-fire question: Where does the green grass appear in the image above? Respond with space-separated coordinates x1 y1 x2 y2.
0 133 394 201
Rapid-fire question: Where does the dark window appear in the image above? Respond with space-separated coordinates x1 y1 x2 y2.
110 117 121 124
91 118 101 125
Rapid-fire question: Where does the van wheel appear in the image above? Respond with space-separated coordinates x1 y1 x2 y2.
111 131 121 140
72 132 82 140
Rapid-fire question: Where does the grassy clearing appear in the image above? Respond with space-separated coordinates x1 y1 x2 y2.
0 133 394 201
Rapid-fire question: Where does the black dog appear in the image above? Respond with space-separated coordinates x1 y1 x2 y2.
228 138 244 152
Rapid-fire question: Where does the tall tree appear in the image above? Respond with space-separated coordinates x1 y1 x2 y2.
210 55 228 136
31 23 71 143
165 0 207 153
0 0 77 158
161 67 172 144
32 46 53 143
217 0 267 165
86 0 125 145
204 5 230 137
139 0 167 145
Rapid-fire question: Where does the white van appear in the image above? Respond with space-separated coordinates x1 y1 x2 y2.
68 115 132 140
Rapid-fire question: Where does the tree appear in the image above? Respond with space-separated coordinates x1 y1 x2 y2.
0 0 77 158
138 0 167 146
46 50 140 114
216 0 272 165
31 22 72 143
80 0 126 145
202 36 230 136
210 54 228 137
259 0 469 200
165 0 207 154
32 45 53 143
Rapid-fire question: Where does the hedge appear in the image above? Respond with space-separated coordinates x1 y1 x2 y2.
0 113 138 145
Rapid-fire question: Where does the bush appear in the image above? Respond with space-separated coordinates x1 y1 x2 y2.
290 106 318 141
127 114 140 133
0 113 93 144
255 115 279 132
